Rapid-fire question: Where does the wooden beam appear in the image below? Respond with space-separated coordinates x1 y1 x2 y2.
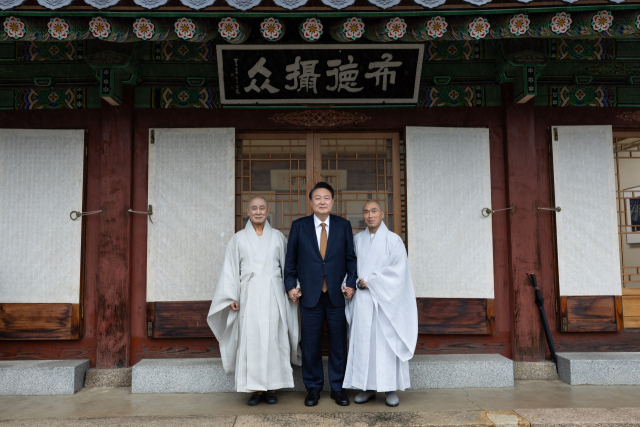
615 295 625 332
391 133 402 237
96 86 134 368
503 83 545 361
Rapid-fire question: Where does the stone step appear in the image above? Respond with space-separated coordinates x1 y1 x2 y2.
0 360 90 395
557 352 640 385
132 354 513 394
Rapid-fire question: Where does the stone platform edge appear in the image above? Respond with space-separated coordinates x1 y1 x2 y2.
132 354 514 394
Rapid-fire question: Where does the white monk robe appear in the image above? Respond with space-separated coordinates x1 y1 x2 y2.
207 220 301 392
343 221 418 392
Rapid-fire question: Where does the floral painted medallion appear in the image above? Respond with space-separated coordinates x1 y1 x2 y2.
385 17 407 40
509 13 530 36
343 17 364 41
47 18 70 40
591 10 613 33
426 16 447 38
133 18 155 40
89 17 111 39
301 18 323 42
218 17 240 40
3 16 25 39
468 17 490 40
550 12 572 35
260 17 283 41
174 17 196 40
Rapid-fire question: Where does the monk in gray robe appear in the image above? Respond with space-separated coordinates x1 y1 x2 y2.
207 196 300 406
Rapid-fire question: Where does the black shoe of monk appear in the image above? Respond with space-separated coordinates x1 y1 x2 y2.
330 390 350 406
265 391 278 404
304 390 320 406
247 393 263 406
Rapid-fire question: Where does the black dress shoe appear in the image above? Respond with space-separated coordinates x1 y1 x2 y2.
330 390 350 406
247 393 263 406
265 392 278 404
304 390 320 406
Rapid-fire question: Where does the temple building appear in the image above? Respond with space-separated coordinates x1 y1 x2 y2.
1 0 640 393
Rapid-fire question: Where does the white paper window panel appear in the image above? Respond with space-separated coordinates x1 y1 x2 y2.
405 127 494 299
147 128 235 302
0 129 84 304
552 125 621 296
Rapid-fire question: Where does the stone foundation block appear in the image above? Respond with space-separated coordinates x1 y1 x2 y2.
0 360 89 395
513 361 559 380
409 354 514 389
557 352 640 385
84 367 132 388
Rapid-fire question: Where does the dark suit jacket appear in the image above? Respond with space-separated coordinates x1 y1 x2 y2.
284 214 357 308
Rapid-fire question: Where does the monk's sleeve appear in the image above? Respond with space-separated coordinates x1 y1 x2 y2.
364 238 418 362
207 235 241 374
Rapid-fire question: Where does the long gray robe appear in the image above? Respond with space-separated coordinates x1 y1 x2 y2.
343 221 418 392
207 220 301 392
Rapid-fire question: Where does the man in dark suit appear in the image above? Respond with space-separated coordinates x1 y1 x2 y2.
284 182 357 407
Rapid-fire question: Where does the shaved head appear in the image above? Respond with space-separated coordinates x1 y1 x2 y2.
362 200 382 211
248 195 268 207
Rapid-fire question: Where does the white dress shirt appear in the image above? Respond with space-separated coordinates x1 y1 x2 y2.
313 214 330 250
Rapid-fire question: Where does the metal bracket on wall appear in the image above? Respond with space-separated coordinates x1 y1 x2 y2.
128 205 153 223
147 321 153 337
482 206 513 217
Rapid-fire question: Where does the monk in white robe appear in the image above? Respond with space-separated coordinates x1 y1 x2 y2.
343 201 418 407
207 196 300 406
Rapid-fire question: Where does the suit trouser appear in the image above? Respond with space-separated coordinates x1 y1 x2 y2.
300 291 348 392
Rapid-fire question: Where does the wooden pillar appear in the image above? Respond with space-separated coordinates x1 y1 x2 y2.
96 87 134 368
503 84 546 362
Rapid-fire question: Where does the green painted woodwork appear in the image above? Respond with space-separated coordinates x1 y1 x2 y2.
0 38 640 108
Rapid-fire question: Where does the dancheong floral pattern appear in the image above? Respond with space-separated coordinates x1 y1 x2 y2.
89 17 111 39
301 18 322 41
174 17 196 40
509 13 530 36
385 17 407 40
343 17 364 40
3 16 25 39
133 18 155 40
47 17 69 40
550 12 572 35
426 16 447 38
636 13 640 31
260 17 282 41
591 10 613 33
468 17 490 40
218 17 240 40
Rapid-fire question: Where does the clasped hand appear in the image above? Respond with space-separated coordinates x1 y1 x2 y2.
343 286 355 300
288 288 302 303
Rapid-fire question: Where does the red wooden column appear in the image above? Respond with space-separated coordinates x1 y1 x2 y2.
96 87 134 368
503 84 546 362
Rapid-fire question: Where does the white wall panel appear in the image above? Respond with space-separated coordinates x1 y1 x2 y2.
0 129 84 304
147 128 235 302
553 125 621 296
406 127 494 299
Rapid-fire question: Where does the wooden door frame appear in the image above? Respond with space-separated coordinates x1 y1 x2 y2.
237 131 402 237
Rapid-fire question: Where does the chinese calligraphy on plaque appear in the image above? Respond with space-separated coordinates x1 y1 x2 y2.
217 45 423 104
